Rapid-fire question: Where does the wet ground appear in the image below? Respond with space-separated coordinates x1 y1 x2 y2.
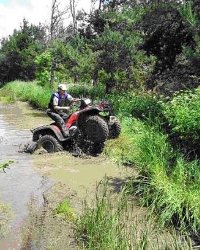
0 101 130 249
0 102 53 248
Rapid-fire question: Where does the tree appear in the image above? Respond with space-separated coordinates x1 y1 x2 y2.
48 0 71 86
70 0 78 35
90 6 154 93
49 0 70 41
0 19 46 84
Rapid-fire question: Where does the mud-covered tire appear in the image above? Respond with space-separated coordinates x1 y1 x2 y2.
108 117 121 139
19 142 37 154
80 141 105 156
37 135 63 153
26 142 38 154
85 116 109 143
87 142 105 156
75 140 105 157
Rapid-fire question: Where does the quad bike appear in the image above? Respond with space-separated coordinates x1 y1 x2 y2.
27 98 121 156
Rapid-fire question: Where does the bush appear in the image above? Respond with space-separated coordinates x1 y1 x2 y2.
162 88 200 140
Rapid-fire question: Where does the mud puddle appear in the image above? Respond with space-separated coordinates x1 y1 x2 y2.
33 152 130 199
0 102 54 249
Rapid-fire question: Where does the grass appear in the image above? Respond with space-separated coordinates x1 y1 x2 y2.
106 113 200 235
75 178 192 250
0 80 52 108
53 199 76 221
0 193 14 240
18 178 193 249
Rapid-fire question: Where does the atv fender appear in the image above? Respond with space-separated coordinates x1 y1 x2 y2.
31 124 67 142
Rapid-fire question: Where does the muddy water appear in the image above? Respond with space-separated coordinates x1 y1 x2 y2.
0 101 130 249
0 102 53 249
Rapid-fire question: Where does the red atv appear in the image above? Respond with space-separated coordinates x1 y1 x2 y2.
28 98 121 156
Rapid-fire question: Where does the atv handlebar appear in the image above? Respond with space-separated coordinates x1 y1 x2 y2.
69 98 114 114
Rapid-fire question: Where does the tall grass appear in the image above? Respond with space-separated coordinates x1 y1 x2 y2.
75 178 192 249
119 120 200 234
0 80 52 108
0 80 106 109
106 115 200 235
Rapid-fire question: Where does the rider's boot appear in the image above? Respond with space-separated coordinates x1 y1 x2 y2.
60 125 70 138
56 121 70 138
62 129 70 138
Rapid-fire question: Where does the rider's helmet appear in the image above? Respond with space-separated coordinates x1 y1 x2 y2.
58 84 67 91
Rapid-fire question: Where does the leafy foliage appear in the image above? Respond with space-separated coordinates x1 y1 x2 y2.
0 19 46 84
53 199 76 220
162 89 200 139
35 51 53 86
0 159 14 173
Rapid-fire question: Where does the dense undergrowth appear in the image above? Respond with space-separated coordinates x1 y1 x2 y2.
1 81 200 248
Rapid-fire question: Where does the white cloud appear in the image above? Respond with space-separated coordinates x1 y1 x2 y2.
0 0 94 39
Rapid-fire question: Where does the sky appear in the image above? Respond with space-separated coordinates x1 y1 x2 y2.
0 0 94 39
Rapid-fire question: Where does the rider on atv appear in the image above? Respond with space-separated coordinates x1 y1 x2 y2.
46 83 80 138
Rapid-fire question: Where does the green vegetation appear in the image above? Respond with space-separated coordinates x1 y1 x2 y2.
75 178 192 249
0 194 14 240
0 159 14 173
53 199 76 221
162 89 200 140
0 81 52 108
0 160 15 239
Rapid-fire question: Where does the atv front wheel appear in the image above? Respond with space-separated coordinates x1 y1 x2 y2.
85 116 109 143
87 142 105 156
37 135 63 153
25 142 37 154
108 117 121 139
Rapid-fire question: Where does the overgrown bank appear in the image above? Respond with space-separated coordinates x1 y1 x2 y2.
1 81 200 248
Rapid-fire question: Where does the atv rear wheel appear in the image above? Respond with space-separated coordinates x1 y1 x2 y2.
85 116 109 143
108 117 121 139
37 135 63 153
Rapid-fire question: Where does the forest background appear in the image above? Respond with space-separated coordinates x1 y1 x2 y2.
1 0 200 248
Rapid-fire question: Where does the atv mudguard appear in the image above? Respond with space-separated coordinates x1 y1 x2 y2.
31 124 68 142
